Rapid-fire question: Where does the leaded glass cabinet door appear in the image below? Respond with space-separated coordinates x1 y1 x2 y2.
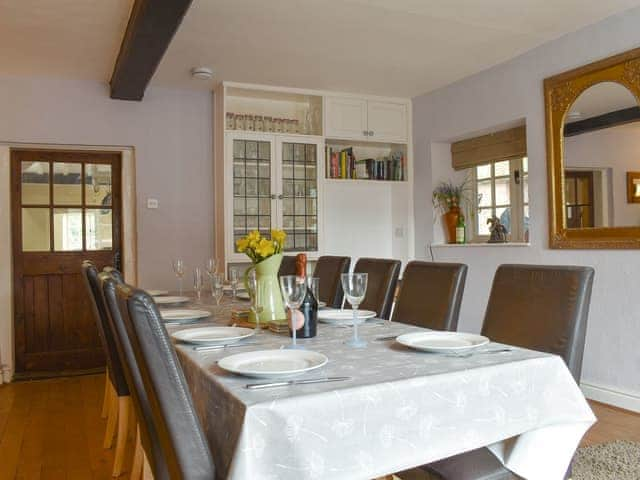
276 137 323 254
229 133 276 258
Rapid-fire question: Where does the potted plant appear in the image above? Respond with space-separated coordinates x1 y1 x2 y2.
236 230 287 323
433 180 470 244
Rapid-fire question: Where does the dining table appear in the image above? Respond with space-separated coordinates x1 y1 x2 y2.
163 293 595 480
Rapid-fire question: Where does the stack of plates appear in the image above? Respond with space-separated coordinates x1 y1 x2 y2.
171 326 255 345
317 309 377 325
217 350 328 378
154 296 190 306
160 309 211 324
395 332 489 353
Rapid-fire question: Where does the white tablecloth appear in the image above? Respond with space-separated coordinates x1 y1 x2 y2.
171 300 595 480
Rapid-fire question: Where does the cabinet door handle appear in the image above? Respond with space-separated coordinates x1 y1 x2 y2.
363 130 369 136
368 130 374 136
278 194 284 200
270 194 277 200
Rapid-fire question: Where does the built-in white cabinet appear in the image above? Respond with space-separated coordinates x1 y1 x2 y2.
325 97 408 143
224 131 323 263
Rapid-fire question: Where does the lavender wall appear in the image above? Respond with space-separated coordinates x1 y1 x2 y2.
413 8 640 409
0 76 213 289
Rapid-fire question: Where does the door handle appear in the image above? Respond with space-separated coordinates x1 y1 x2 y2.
114 251 122 271
368 130 374 136
363 130 369 136
278 194 284 200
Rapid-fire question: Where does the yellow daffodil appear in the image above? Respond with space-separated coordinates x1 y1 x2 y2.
255 238 275 258
236 237 249 253
271 229 286 248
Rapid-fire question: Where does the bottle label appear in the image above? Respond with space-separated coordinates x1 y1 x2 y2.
456 226 465 244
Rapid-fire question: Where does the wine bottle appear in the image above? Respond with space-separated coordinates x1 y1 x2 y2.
455 214 466 244
290 253 317 339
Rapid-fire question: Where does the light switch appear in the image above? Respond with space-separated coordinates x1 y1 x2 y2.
147 198 159 209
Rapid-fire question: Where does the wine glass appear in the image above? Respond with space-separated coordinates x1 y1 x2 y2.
279 275 307 349
308 277 320 302
172 259 185 295
211 273 224 305
229 267 239 300
193 267 203 301
246 270 264 334
341 273 368 348
205 258 218 278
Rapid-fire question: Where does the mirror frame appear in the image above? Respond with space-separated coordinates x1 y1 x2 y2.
544 47 640 249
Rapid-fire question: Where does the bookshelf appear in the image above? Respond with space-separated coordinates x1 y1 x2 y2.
324 140 408 181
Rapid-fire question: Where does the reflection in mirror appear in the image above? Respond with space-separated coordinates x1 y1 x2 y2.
563 82 640 228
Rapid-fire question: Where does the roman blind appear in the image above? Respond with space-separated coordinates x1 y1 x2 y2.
451 125 526 171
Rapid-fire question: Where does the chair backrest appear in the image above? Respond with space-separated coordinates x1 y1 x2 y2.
481 264 594 380
353 257 401 320
81 261 129 396
278 255 297 277
312 256 351 308
114 282 215 480
99 272 168 479
392 261 467 331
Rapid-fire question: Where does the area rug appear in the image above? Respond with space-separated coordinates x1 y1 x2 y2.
572 440 640 480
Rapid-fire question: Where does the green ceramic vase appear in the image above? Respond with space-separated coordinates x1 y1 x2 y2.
244 253 286 324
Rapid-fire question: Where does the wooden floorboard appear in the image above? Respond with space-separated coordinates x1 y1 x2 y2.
0 374 638 479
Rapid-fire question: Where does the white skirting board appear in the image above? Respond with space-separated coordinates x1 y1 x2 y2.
581 382 640 413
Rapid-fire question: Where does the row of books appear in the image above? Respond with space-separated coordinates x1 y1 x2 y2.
325 147 406 181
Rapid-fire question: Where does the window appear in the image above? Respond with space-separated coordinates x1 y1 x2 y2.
471 157 529 242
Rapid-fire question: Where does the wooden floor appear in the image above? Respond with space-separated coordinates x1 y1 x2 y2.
1 374 639 480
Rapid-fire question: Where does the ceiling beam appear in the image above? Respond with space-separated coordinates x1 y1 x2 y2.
564 106 640 137
110 0 194 101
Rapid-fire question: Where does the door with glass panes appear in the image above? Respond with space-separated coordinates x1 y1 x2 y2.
11 149 121 375
229 133 322 261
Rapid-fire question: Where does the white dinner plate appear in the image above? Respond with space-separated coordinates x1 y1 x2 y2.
395 332 490 353
146 289 169 297
218 349 328 379
160 309 211 323
317 309 377 324
236 291 251 300
154 296 190 305
171 326 255 345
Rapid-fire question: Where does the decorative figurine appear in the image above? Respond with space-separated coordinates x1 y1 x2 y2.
487 216 508 243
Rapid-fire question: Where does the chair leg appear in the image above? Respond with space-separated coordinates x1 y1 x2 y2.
101 370 111 419
130 425 143 480
103 389 119 449
112 396 131 477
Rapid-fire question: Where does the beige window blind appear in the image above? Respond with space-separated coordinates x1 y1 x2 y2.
451 125 526 171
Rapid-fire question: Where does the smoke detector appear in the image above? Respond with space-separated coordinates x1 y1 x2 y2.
191 67 214 80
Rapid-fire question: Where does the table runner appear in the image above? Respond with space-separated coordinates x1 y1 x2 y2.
168 298 595 480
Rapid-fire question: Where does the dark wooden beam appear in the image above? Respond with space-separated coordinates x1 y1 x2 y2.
110 0 194 101
564 106 640 137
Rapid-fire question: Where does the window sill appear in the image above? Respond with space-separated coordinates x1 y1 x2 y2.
431 242 531 248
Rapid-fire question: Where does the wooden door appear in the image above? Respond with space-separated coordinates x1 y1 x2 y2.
366 101 408 143
11 150 122 375
324 97 368 140
565 170 595 228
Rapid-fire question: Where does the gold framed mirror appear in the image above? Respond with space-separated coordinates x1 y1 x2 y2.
544 48 640 248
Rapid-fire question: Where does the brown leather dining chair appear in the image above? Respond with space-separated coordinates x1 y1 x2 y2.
105 277 216 480
278 255 298 277
353 257 401 319
423 264 595 480
81 261 131 477
392 261 467 331
312 255 351 308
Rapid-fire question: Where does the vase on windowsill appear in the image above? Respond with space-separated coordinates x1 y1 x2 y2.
433 180 470 244
443 206 461 244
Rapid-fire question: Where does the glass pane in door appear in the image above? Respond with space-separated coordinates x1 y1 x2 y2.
281 142 318 252
22 207 51 251
232 139 272 252
53 208 83 251
53 162 82 205
85 164 113 206
21 161 50 205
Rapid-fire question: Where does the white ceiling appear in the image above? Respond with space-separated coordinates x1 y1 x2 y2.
2 0 640 98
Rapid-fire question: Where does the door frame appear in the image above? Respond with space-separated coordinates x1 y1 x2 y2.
0 143 137 383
